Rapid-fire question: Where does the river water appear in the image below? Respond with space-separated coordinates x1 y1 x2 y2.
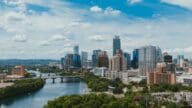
0 78 88 108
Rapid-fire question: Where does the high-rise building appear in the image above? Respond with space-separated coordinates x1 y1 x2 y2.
139 46 157 76
85 60 93 69
64 54 74 69
74 45 79 54
177 55 184 67
147 62 176 85
72 54 81 68
108 51 127 79
113 36 121 56
64 53 81 69
124 52 131 69
81 51 88 68
132 49 139 69
92 49 101 67
163 53 173 63
61 57 65 69
98 51 109 68
156 47 162 63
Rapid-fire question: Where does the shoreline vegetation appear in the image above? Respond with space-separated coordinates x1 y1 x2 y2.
0 78 45 100
44 71 192 108
61 72 125 94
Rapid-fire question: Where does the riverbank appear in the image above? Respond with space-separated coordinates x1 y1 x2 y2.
61 72 125 94
45 72 191 108
0 78 45 100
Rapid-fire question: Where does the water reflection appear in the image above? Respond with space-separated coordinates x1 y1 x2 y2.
0 78 88 108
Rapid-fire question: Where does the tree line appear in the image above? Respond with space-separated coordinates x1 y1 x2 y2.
0 78 45 100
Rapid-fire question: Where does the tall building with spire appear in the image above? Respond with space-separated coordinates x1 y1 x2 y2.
113 36 121 56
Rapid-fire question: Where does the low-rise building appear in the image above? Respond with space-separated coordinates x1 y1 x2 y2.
147 62 176 86
11 65 26 77
177 73 192 85
91 67 108 77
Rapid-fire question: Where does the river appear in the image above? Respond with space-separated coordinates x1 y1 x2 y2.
0 76 88 108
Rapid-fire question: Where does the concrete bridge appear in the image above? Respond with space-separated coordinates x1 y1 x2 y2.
40 74 80 83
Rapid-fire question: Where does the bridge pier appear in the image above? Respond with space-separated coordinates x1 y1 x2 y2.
52 78 56 83
41 74 80 83
60 77 64 83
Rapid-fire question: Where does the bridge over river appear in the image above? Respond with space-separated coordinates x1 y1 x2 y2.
40 73 81 83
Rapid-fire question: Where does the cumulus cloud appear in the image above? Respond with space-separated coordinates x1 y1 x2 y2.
1 12 29 33
1 0 192 59
39 34 72 47
90 35 106 41
90 6 102 13
104 7 121 16
161 0 192 10
3 0 27 13
168 46 192 53
127 0 142 4
50 34 68 41
39 40 50 46
13 34 27 42
90 6 121 16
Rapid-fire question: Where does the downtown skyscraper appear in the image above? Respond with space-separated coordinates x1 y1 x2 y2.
74 45 79 54
139 46 157 76
113 36 121 56
92 49 101 67
132 49 139 69
123 52 131 69
98 51 109 68
81 51 88 68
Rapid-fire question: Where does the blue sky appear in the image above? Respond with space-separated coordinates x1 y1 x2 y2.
0 0 192 59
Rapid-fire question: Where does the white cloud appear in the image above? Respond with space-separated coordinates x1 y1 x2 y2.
161 0 192 10
168 46 192 53
13 34 27 42
38 34 73 47
50 34 68 41
0 0 192 59
90 6 102 13
39 40 50 46
3 0 27 13
127 0 142 4
1 12 29 33
90 6 121 16
104 7 121 16
90 35 106 41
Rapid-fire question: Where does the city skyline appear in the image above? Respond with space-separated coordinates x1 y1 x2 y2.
1 0 192 59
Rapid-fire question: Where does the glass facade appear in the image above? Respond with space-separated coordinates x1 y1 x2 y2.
132 49 139 69
113 36 121 56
